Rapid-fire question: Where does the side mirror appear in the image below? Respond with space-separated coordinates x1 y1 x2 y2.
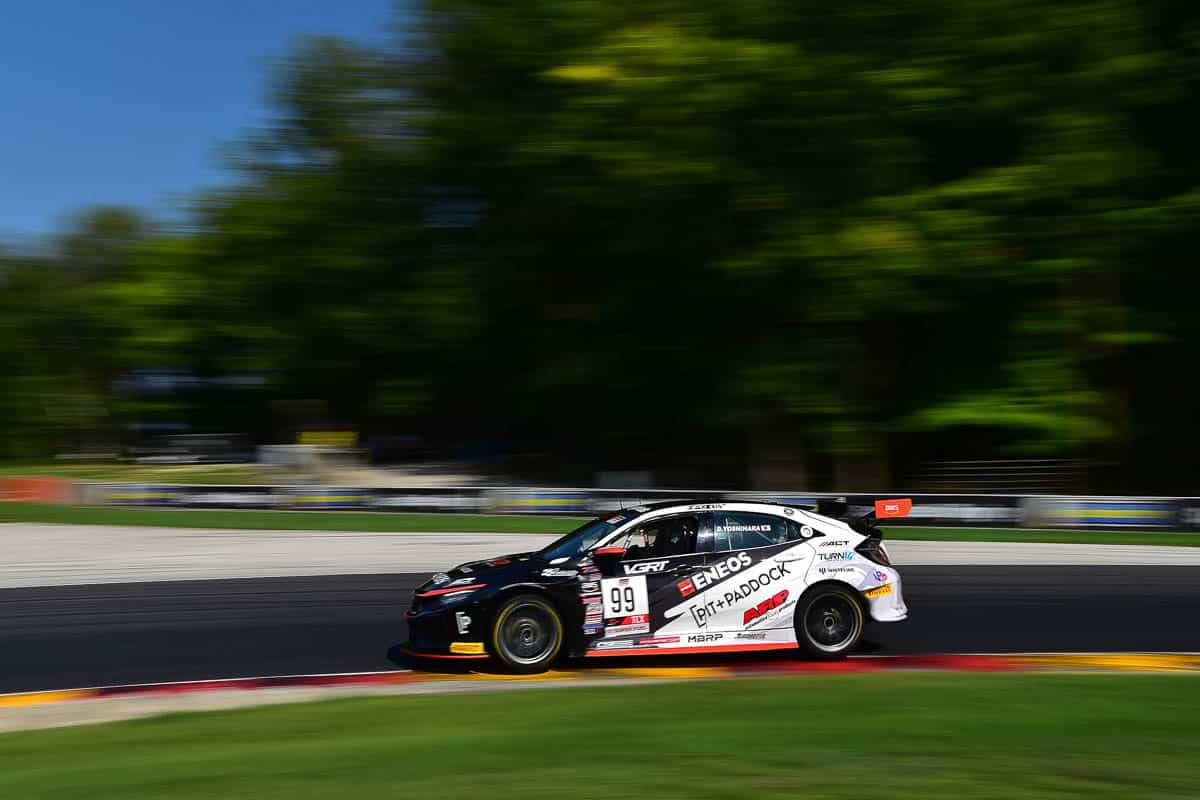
592 546 626 577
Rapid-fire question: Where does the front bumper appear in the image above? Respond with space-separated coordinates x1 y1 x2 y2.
405 600 489 658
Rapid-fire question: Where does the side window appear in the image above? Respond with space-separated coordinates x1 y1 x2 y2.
786 519 815 541
712 512 790 551
613 515 702 560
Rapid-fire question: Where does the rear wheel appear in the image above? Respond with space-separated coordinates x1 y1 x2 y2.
794 585 865 659
489 594 564 674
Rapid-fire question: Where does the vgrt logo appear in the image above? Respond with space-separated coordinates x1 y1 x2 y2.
624 560 668 574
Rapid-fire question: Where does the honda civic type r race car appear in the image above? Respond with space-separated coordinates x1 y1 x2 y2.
403 499 910 673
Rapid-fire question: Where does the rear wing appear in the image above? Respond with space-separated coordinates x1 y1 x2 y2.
874 498 912 519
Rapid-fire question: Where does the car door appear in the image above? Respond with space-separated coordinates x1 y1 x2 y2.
693 510 813 636
590 512 713 649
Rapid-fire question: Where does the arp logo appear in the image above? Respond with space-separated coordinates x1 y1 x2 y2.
624 560 668 574
743 590 789 625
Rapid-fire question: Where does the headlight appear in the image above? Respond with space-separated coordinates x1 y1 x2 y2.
414 583 486 604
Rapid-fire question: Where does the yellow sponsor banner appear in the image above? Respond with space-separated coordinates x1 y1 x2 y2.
449 641 486 655
298 431 357 447
865 584 894 599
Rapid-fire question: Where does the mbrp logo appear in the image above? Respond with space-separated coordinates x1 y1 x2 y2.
687 633 723 643
624 560 668 574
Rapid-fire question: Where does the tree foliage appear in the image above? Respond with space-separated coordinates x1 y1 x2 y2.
4 1 1200 490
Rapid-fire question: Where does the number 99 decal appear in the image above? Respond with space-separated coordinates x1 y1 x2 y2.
599 576 649 618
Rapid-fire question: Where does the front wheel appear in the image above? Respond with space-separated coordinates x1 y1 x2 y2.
489 594 564 674
794 585 865 659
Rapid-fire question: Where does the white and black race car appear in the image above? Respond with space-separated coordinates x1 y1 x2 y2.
403 498 910 672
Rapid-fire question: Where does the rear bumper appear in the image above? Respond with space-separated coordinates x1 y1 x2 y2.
866 572 908 622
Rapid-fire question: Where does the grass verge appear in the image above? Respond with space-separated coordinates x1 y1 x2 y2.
1 674 1198 799
0 503 577 533
0 462 271 484
2 501 1199 545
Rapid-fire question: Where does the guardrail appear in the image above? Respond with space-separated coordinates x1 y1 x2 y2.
42 482 1200 531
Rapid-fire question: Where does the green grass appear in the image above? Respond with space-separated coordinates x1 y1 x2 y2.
881 525 1200 547
0 462 271 484
1 674 1198 799
2 501 1198 544
0 502 578 533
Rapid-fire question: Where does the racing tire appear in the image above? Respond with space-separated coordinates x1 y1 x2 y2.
489 593 564 674
794 584 865 660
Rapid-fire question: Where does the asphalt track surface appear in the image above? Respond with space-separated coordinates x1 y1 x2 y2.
3 566 1199 694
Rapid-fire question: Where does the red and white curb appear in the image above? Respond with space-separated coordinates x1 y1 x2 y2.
4 652 1200 711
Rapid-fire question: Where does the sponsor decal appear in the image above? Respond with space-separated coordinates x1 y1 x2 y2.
818 566 857 576
689 552 753 592
638 636 681 645
431 573 450 585
541 568 579 578
624 560 668 575
715 524 773 533
819 540 850 548
744 589 790 626
686 633 724 643
605 613 651 637
677 577 697 598
866 584 894 599
583 624 604 634
449 641 485 655
818 551 854 562
449 576 478 586
871 570 889 582
606 515 627 524
580 581 600 593
688 503 726 510
454 611 471 635
687 562 793 627
736 632 768 640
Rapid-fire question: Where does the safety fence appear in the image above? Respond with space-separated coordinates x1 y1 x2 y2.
0 481 1186 530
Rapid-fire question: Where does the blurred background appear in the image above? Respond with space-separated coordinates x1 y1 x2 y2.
3 0 1199 495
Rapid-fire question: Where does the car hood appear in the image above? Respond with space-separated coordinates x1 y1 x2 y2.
419 551 542 591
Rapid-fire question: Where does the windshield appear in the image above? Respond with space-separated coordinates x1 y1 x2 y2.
538 512 636 561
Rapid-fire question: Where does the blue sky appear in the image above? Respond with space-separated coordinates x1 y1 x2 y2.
1 1 397 239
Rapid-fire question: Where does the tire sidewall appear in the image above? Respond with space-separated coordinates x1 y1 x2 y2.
489 593 564 674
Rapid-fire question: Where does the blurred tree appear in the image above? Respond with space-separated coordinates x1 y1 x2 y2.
5 1 1200 491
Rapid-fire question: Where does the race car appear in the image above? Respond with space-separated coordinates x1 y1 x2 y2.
403 498 909 673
